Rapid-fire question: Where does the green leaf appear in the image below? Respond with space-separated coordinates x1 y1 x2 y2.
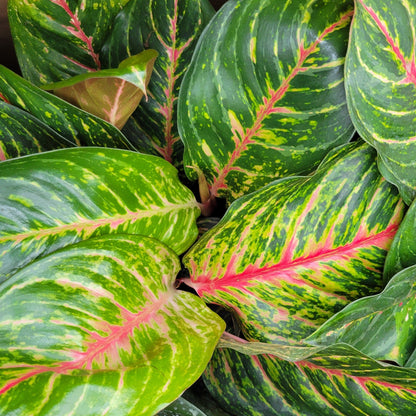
182 141 404 343
307 265 416 366
101 0 215 166
7 0 129 84
0 65 134 149
345 0 416 205
178 0 355 201
43 50 158 129
0 147 200 281
0 101 75 160
158 397 208 416
0 234 225 416
384 197 416 280
204 342 416 416
182 383 233 416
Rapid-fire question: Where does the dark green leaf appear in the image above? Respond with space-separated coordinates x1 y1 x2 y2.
307 265 416 366
0 101 74 159
384 198 416 280
345 0 416 204
102 0 215 167
8 0 129 84
158 397 208 416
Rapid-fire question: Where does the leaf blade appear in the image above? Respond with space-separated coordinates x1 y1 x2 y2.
43 50 158 129
178 0 355 201
204 343 416 416
307 264 416 366
183 141 404 343
0 234 225 416
0 65 134 149
345 0 416 204
0 147 200 281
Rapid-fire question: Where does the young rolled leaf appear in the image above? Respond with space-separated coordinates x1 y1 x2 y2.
0 65 134 149
307 264 416 366
43 50 158 129
7 0 127 84
0 147 200 281
0 101 75 160
178 0 355 201
0 234 225 416
345 0 416 205
182 141 404 343
101 0 215 166
204 343 416 416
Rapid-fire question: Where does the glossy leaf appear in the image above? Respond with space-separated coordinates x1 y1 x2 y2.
178 0 355 201
8 0 214 167
0 65 134 150
0 234 225 416
0 101 74 160
384 197 416 280
0 147 200 281
181 384 233 416
43 50 158 129
345 0 416 205
307 264 416 366
158 397 208 416
101 0 215 166
182 141 404 343
7 0 128 84
204 342 416 416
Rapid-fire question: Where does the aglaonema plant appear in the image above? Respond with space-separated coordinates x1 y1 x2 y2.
2 0 416 415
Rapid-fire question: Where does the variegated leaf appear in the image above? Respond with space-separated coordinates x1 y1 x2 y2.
345 0 416 205
7 0 128 84
204 342 416 416
101 0 215 166
307 264 416 366
0 65 134 149
8 0 214 167
43 50 158 129
178 0 355 201
0 147 200 281
0 101 74 160
182 141 404 343
0 234 225 416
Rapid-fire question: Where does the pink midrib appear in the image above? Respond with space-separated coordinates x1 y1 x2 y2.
297 360 416 395
51 0 101 70
188 222 399 298
0 292 172 395
154 0 194 162
209 10 354 197
357 0 416 86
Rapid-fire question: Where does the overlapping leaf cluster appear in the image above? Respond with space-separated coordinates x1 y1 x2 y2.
2 0 416 415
